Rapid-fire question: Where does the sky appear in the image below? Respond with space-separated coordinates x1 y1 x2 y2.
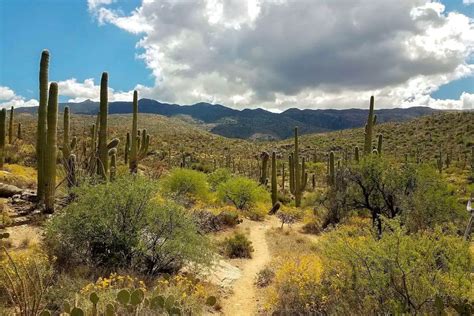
0 0 473 111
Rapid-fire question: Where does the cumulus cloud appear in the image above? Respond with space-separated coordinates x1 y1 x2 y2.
0 86 38 108
463 0 474 5
88 0 474 110
57 78 134 103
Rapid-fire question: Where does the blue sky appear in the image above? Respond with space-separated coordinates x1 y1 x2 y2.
0 0 473 110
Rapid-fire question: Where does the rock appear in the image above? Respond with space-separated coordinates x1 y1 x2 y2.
0 183 23 198
203 259 242 289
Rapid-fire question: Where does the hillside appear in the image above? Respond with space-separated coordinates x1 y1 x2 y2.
16 99 438 140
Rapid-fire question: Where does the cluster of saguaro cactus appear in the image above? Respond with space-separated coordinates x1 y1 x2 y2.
363 96 377 155
0 109 6 169
289 127 307 207
34 50 59 213
128 90 151 173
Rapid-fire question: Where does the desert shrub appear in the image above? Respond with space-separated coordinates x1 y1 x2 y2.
256 267 275 288
192 209 241 233
267 254 323 314
207 168 232 191
217 176 269 211
160 168 210 205
317 219 474 315
222 233 254 258
45 175 212 275
0 248 53 315
276 206 304 228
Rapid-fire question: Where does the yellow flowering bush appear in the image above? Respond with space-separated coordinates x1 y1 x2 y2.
267 254 324 314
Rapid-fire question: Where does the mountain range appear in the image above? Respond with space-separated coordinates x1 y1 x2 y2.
16 99 439 140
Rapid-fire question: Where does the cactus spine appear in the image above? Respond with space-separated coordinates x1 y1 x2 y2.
37 50 49 201
44 82 58 213
0 109 5 169
8 106 13 144
363 96 376 155
289 127 307 207
97 72 109 179
271 152 277 206
377 134 383 156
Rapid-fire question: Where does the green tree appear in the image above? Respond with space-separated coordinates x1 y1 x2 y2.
217 176 268 210
160 168 210 204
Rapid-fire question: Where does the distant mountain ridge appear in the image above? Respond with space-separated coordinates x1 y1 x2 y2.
16 99 438 140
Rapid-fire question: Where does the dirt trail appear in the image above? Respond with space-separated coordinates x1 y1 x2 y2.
221 217 278 316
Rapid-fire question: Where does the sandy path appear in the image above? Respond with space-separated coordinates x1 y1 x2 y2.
221 217 278 316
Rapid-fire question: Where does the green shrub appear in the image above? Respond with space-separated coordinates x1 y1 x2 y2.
217 176 269 211
317 219 474 315
160 168 210 205
207 168 232 191
222 233 254 259
45 175 213 275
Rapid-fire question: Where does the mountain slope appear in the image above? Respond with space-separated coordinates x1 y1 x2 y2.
16 98 439 140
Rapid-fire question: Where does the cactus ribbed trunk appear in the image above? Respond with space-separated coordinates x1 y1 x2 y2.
125 132 130 164
0 109 6 169
260 152 269 185
63 106 71 159
129 91 138 173
364 96 376 155
281 162 285 191
17 123 22 140
271 152 277 206
98 72 109 179
290 127 307 207
354 146 360 163
37 50 49 201
8 106 13 144
44 82 58 213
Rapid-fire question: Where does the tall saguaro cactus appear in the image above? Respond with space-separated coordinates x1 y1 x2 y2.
289 127 307 207
129 91 151 173
0 109 6 169
363 96 377 154
271 151 277 206
354 146 360 163
37 50 49 201
62 106 76 159
44 82 58 213
259 151 270 185
328 151 335 186
8 106 13 144
97 72 109 179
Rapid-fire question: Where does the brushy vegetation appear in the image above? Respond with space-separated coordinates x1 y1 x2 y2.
222 233 254 259
45 175 213 274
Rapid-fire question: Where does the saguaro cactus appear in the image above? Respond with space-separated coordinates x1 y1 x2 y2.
8 106 13 144
260 151 270 185
271 151 277 206
377 134 383 156
363 96 377 155
62 106 76 159
0 109 6 169
17 123 22 140
129 91 151 173
354 146 360 163
437 148 443 174
471 146 474 179
289 127 307 207
44 82 58 213
37 50 49 201
98 72 109 179
110 151 117 181
124 132 130 164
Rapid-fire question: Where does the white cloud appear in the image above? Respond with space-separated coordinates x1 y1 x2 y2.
463 0 474 5
57 78 134 103
0 86 38 109
88 0 474 110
